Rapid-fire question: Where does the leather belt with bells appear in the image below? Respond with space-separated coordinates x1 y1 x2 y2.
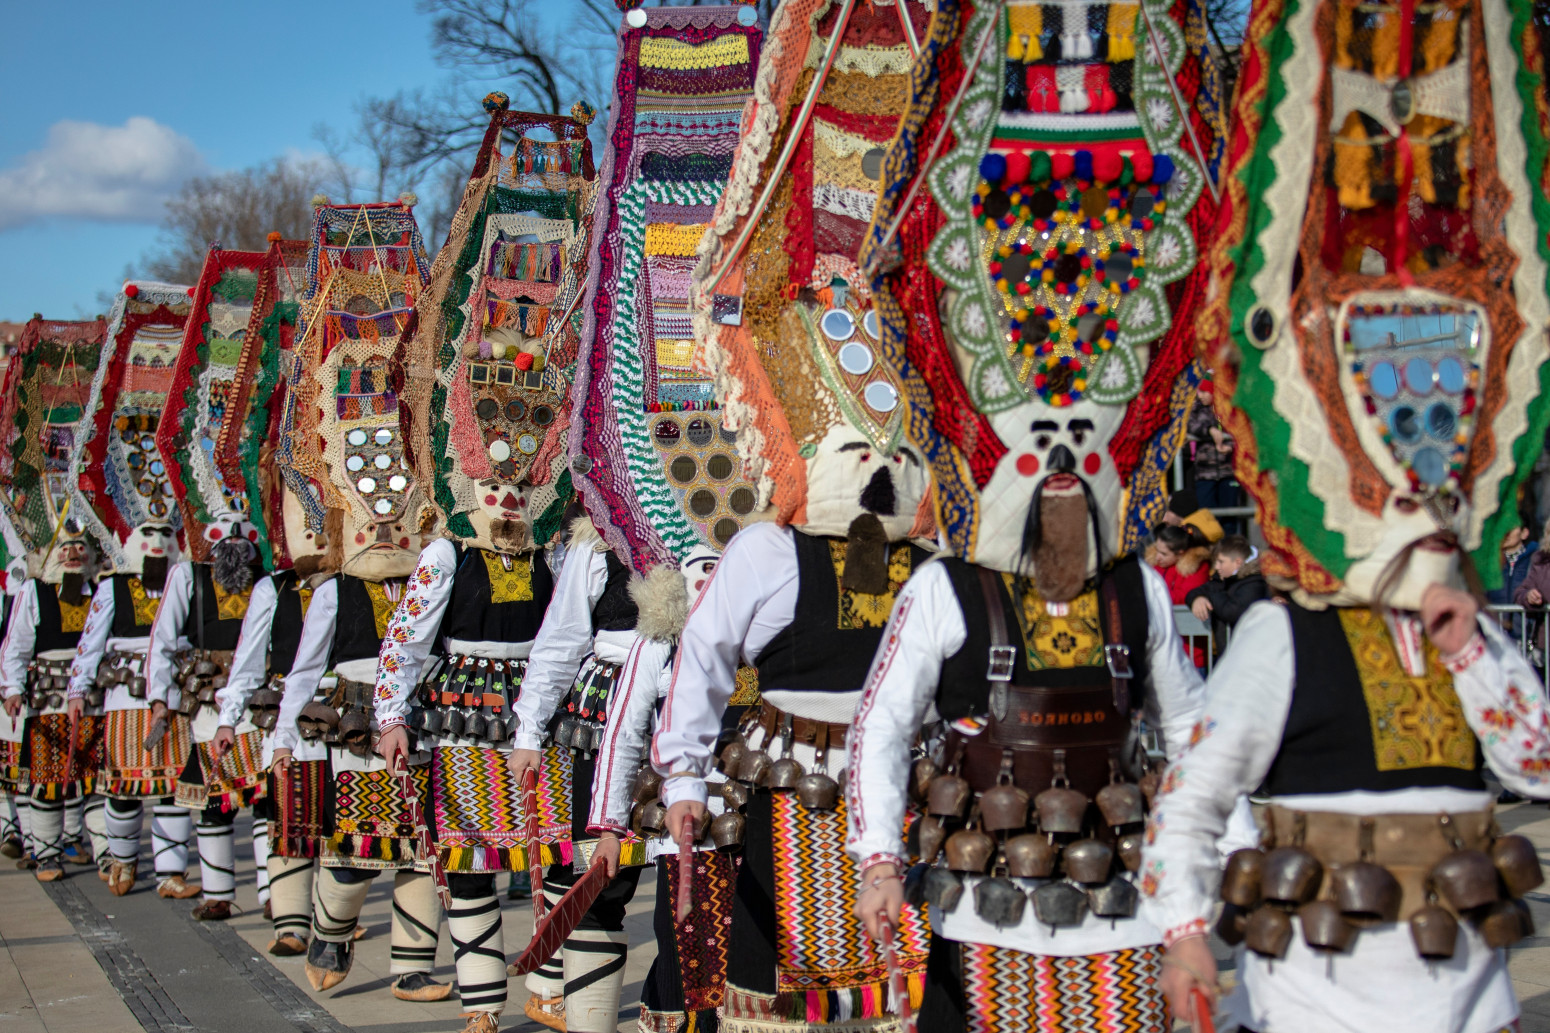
753 701 847 749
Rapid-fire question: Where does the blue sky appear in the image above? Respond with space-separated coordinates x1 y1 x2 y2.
0 0 450 319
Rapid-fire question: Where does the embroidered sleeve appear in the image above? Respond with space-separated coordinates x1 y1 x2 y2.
144 563 193 706
1141 603 1294 938
218 576 278 727
67 588 115 701
1451 617 1550 796
272 579 338 752
512 548 610 751
373 540 456 730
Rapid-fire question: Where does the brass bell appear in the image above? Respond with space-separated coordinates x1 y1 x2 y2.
720 779 750 812
1330 861 1401 925
466 711 490 741
1003 834 1056 879
297 701 338 741
194 659 218 677
638 800 666 836
927 773 971 819
1116 832 1143 873
1491 835 1545 897
980 783 1031 833
210 675 228 691
129 676 147 699
338 710 371 749
420 707 444 735
944 828 995 874
1475 897 1533 949
444 708 466 738
632 767 664 804
1244 905 1294 958
196 684 217 704
485 715 509 743
795 772 841 810
1221 848 1267 908
973 876 1028 928
115 665 133 684
1260 846 1323 906
1031 881 1088 928
717 740 748 779
915 814 948 864
1095 780 1145 829
1409 901 1460 960
738 748 773 786
764 756 805 791
923 867 965 911
908 755 940 806
693 809 714 843
1088 875 1140 919
1063 838 1115 885
1216 903 1248 946
711 810 745 851
629 803 645 836
95 668 115 691
1298 899 1357 953
86 688 104 708
1430 849 1500 913
1036 757 1088 834
253 707 279 732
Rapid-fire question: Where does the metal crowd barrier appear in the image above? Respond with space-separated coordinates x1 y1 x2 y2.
1171 602 1550 684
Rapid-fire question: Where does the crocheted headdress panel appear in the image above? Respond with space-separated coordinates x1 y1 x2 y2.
1196 0 1550 598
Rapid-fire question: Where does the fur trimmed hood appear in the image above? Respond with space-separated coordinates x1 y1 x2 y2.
629 566 690 643
567 515 608 553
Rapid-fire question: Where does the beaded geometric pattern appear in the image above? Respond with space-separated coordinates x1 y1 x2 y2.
960 941 1165 1033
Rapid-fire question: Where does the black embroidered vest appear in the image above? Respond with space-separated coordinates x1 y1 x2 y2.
592 550 638 632
180 564 255 651
1260 603 1484 796
331 575 400 668
443 547 555 644
109 574 160 638
268 571 310 677
34 581 85 653
754 531 931 694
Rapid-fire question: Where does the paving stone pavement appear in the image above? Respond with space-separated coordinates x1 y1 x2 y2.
8 799 1550 1031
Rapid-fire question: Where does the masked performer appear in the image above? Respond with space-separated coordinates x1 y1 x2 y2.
0 315 107 866
1144 1 1550 1030
267 198 450 1003
67 282 202 896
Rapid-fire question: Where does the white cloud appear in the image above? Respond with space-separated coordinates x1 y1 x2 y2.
0 117 207 231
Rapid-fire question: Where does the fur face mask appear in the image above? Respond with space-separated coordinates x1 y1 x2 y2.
211 538 259 594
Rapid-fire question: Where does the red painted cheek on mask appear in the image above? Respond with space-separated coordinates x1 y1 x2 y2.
355 532 367 545
399 537 410 548
1016 454 1040 477
1083 452 1102 476
484 495 497 506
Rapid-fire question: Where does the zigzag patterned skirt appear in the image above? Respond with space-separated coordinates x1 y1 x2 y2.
918 934 1167 1033
100 708 192 799
24 713 103 800
640 850 738 1031
268 759 328 858
0 737 22 793
321 757 430 870
174 731 268 810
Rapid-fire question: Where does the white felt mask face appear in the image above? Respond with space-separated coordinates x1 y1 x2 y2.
118 522 181 576
973 399 1125 576
281 487 329 566
40 540 89 584
474 479 532 553
799 423 930 541
1333 493 1465 610
679 549 719 607
339 504 420 581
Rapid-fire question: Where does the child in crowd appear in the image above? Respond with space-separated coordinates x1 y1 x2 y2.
1186 535 1269 651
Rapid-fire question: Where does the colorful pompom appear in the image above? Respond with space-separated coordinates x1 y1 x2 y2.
1005 150 1031 186
483 92 510 113
1152 155 1175 183
979 152 1008 184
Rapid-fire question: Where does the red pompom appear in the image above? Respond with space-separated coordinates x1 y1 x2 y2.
514 351 535 371
1130 149 1154 182
186 287 196 297
123 284 138 298
1050 152 1075 180
1004 150 1031 186
1093 151 1123 183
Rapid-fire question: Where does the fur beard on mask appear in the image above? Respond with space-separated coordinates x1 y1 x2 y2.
211 539 258 594
290 554 325 580
58 572 86 607
843 513 890 595
1021 482 1102 603
140 556 169 593
489 517 531 554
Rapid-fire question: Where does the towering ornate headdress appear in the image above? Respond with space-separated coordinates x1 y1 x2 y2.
0 316 107 559
156 246 268 558
860 0 1221 574
68 281 194 570
1195 0 1550 602
279 201 432 579
692 0 937 539
215 236 315 570
399 97 596 552
569 4 765 571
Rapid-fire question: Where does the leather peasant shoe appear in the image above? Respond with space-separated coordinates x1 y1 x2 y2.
192 899 234 921
61 840 93 866
108 861 137 896
267 933 307 957
157 875 201 899
305 937 354 991
391 971 452 1002
523 993 567 1031
34 859 65 882
0 835 21 859
460 1012 500 1033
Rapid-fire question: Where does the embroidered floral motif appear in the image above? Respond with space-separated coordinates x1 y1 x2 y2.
126 577 161 626
999 574 1103 670
1186 717 1217 749
481 549 534 603
58 596 89 633
212 581 251 622
828 540 914 629
363 582 399 638
1141 859 1164 897
1340 608 1475 773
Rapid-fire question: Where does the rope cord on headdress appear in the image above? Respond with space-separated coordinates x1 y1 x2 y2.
1135 0 1221 205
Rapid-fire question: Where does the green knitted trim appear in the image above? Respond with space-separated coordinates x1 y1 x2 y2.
239 301 295 569
531 468 572 548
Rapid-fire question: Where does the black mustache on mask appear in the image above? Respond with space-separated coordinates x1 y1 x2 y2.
140 556 169 593
58 572 86 607
858 467 897 516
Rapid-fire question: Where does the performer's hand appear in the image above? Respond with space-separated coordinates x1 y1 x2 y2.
1422 582 1479 657
506 747 542 786
855 862 902 946
377 724 409 772
210 725 235 761
1160 934 1218 1029
594 832 621 878
665 800 706 853
1190 597 1212 621
4 694 22 718
149 699 167 723
271 747 292 777
67 697 84 721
